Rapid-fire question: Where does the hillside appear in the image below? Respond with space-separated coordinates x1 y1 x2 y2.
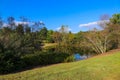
0 51 120 80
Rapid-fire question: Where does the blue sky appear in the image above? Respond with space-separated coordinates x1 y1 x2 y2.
0 0 120 32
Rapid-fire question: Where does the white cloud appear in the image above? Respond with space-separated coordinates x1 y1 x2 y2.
79 20 109 27
79 21 97 27
14 21 29 26
2 23 8 27
2 21 30 27
56 27 61 31
69 28 72 31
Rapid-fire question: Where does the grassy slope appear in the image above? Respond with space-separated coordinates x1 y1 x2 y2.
0 52 120 80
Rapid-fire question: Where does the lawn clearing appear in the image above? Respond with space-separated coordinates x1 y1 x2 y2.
0 52 120 80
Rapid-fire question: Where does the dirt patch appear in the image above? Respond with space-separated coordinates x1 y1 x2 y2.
87 48 120 59
100 48 120 55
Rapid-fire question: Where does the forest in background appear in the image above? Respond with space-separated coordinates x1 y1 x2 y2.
0 13 120 74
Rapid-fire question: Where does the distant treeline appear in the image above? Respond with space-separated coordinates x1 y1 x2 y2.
0 13 120 74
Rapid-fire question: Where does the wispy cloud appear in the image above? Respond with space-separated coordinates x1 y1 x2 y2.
15 21 29 26
2 21 29 27
2 23 8 27
79 21 97 27
56 27 61 30
2 21 32 27
79 20 109 27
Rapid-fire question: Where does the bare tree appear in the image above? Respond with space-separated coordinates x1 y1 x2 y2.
7 16 15 29
98 14 110 29
0 17 3 29
85 14 111 54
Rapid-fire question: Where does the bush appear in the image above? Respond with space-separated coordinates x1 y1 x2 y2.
0 51 72 74
0 51 24 74
64 55 75 62
22 52 70 66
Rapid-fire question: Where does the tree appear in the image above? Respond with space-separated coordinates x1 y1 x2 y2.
16 24 24 35
25 26 31 34
39 27 48 40
107 14 120 48
0 17 3 29
85 30 110 54
7 16 15 29
54 25 76 54
52 31 62 43
74 31 93 55
110 14 120 24
58 25 70 42
59 25 69 33
98 14 110 29
47 30 54 43
83 14 111 54
32 21 45 32
19 16 29 32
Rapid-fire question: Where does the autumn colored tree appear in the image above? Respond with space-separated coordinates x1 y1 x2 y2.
107 14 120 48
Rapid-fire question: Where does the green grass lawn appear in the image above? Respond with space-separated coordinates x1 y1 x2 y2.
0 52 120 80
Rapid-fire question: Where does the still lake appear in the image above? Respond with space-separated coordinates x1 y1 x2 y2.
74 53 90 60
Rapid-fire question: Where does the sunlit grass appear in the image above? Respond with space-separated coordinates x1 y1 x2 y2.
0 52 120 80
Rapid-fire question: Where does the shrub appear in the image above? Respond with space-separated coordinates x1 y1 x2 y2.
22 52 70 66
64 55 75 62
0 51 72 74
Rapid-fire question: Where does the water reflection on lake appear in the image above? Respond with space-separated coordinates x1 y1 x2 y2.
74 53 89 60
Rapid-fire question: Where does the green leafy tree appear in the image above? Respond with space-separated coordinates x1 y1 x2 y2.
16 24 24 35
108 14 120 48
25 26 31 34
47 30 54 43
39 27 48 40
0 17 3 29
7 16 15 29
